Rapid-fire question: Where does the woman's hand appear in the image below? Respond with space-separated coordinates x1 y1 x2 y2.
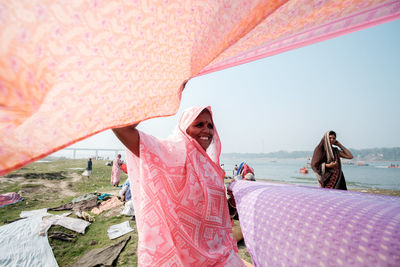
326 161 338 168
336 140 354 159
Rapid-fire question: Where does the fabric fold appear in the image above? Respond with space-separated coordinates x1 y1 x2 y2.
231 181 400 267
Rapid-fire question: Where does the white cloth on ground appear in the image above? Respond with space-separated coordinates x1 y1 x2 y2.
20 208 51 218
107 221 134 240
121 200 135 216
82 170 92 176
0 216 59 267
39 212 90 236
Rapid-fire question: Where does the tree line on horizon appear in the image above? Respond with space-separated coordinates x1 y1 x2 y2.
223 147 400 161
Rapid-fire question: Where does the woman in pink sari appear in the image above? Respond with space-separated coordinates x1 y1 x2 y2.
113 106 244 266
110 154 122 186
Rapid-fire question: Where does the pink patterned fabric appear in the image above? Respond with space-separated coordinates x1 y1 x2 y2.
1 1 399 175
231 181 400 266
126 106 243 266
110 156 122 186
0 192 24 207
91 196 123 215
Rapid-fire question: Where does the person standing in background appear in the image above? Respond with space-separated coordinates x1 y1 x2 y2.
311 131 353 189
82 158 92 178
110 154 122 186
233 164 238 178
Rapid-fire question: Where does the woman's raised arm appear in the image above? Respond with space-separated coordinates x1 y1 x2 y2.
112 124 140 157
336 141 353 159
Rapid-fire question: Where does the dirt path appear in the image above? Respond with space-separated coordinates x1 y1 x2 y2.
1 171 121 200
1 172 82 198
44 172 81 197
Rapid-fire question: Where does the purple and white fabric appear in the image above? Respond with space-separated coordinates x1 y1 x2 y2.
231 181 400 266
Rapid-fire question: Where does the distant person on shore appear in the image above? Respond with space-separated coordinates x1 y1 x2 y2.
233 164 238 177
234 162 255 181
311 131 353 190
82 158 92 178
110 154 122 186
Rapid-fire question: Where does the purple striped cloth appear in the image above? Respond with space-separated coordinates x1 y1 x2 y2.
0 192 24 208
231 181 400 266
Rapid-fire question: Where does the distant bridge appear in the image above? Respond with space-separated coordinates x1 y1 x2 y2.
63 148 125 159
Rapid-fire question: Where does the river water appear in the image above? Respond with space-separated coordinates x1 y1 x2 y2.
220 156 400 190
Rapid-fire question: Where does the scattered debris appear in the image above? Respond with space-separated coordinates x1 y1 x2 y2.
97 193 111 200
49 193 98 212
81 211 95 222
48 203 74 211
49 232 76 242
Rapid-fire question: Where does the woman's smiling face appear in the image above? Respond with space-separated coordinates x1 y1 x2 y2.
186 109 214 151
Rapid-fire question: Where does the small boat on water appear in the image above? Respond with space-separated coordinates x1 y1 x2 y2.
389 164 400 168
300 167 308 174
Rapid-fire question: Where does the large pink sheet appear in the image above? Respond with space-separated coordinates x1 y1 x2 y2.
1 0 399 175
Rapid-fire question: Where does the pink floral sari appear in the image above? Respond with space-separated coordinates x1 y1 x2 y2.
110 157 122 186
126 106 243 266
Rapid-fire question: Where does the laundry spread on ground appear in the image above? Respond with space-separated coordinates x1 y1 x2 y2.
0 215 59 267
231 181 400 267
121 200 135 217
39 213 91 236
1 1 398 175
107 221 134 240
20 208 52 218
91 196 123 215
72 236 130 267
0 192 24 208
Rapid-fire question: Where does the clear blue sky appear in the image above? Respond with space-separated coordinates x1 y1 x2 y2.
70 19 400 154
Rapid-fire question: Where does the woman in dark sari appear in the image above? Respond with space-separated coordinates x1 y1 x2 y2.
311 131 353 190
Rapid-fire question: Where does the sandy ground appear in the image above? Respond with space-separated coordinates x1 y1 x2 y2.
0 173 120 199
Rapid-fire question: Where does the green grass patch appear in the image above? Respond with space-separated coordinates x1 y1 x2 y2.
0 182 21 194
48 215 137 267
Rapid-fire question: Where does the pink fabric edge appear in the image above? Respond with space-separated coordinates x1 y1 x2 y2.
196 13 400 77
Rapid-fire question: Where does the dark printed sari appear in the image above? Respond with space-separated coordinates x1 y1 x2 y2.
311 132 347 190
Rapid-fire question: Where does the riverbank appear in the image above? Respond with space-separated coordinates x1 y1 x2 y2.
2 158 398 266
0 158 252 266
